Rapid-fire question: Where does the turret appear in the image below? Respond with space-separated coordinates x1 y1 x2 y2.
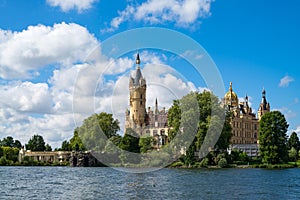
258 88 270 120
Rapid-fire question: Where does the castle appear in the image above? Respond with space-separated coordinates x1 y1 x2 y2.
125 54 271 155
223 82 270 156
124 54 169 148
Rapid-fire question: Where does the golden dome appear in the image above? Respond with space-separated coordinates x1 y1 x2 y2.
224 82 238 107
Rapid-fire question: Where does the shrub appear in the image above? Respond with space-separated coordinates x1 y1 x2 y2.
0 156 8 166
218 158 228 168
199 158 209 168
170 161 184 168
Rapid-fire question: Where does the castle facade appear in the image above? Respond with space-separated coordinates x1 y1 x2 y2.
223 82 270 156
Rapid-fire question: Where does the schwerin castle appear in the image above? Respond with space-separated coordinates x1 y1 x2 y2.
19 53 271 164
125 54 271 156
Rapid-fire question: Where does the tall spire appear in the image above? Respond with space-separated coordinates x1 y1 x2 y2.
136 52 140 65
262 87 266 97
134 53 143 86
155 98 159 114
229 82 233 92
261 87 268 109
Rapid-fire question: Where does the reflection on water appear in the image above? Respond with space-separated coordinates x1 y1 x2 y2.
1 167 300 199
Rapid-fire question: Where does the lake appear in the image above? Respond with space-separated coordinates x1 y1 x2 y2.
1 167 300 199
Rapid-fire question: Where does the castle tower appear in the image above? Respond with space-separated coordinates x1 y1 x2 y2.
127 53 147 133
258 88 270 120
224 82 239 116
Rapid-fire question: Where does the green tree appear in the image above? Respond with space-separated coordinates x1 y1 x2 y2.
259 111 289 164
0 136 22 148
1 136 14 147
0 156 8 166
167 99 181 141
70 129 86 151
139 137 153 153
45 144 52 151
26 135 46 151
110 135 122 147
288 132 300 151
14 140 22 149
288 147 298 162
119 128 140 153
78 112 120 151
1 146 19 162
184 140 196 166
0 146 3 157
61 140 71 151
167 91 232 163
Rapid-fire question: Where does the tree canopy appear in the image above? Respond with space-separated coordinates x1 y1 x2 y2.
259 111 289 164
167 91 232 163
26 134 46 151
119 128 140 153
288 132 300 151
0 136 22 149
65 112 121 151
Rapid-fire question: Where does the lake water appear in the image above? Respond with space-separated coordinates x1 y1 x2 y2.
1 167 300 199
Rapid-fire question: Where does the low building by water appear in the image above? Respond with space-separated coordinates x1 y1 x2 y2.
18 148 71 164
18 148 99 166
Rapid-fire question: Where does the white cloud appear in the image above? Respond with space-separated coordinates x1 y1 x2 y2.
107 0 213 31
0 22 99 79
279 75 294 88
274 107 297 120
46 0 97 12
0 24 199 148
181 50 203 60
0 81 52 114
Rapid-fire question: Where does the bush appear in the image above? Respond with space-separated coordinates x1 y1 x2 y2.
0 156 8 166
199 158 209 168
218 158 228 168
170 161 184 168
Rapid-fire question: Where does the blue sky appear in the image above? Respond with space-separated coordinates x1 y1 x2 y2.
0 0 299 147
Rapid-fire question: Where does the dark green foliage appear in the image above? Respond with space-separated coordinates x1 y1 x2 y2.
288 147 298 162
259 111 289 164
229 150 249 164
14 140 22 149
26 135 46 151
61 140 71 151
184 140 196 166
45 144 52 151
77 112 120 151
119 128 140 153
1 146 19 162
218 158 228 168
167 100 181 141
139 136 153 153
70 129 86 151
167 91 232 166
110 135 122 147
0 156 8 166
288 132 300 151
0 136 22 149
199 157 209 167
